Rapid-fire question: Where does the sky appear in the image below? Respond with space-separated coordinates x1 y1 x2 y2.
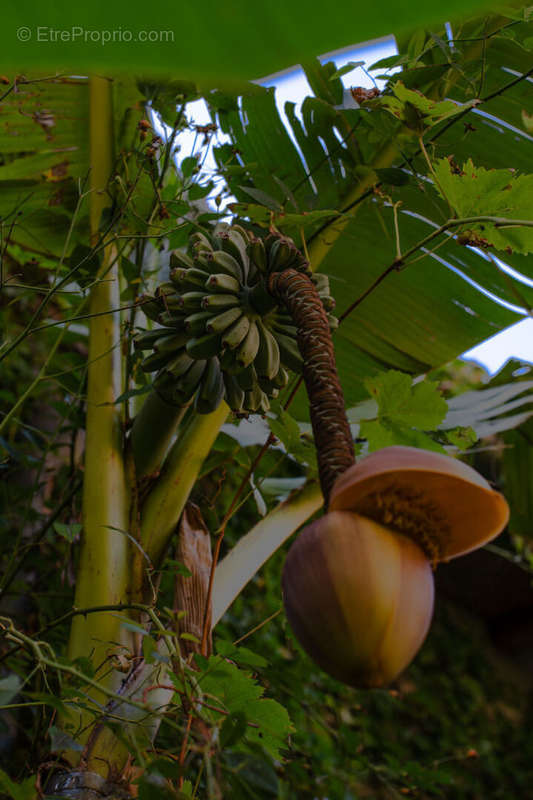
166 36 533 378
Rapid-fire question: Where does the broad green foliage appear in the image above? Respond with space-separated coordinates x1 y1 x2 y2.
433 158 533 254
195 649 292 760
361 370 449 452
377 81 476 129
196 14 533 411
0 769 35 800
0 0 495 78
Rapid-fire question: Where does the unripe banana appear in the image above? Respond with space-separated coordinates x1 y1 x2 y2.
190 232 213 252
160 294 185 311
186 332 223 359
195 357 225 414
206 307 243 335
221 315 250 350
248 237 268 274
184 311 214 336
134 329 168 350
244 382 264 413
271 320 298 338
159 311 185 327
153 369 178 398
170 250 195 270
236 321 260 368
255 322 280 379
258 389 271 413
217 230 249 278
170 267 211 290
173 359 207 403
153 331 189 353
223 373 245 411
273 367 290 389
156 281 176 299
141 350 175 373
178 292 206 311
166 350 195 377
258 378 279 400
230 224 252 243
201 294 240 310
276 332 304 373
219 348 241 374
205 273 241 294
210 250 244 282
139 295 164 322
194 250 217 272
235 363 258 392
268 238 295 271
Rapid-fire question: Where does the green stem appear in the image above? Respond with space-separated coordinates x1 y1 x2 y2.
130 390 188 479
140 403 228 571
64 76 133 773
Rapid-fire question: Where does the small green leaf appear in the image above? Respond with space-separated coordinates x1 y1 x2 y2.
53 522 82 543
220 711 248 747
114 384 152 404
433 158 533 254
364 370 448 430
445 426 478 450
0 768 36 800
188 181 214 200
328 61 364 80
360 420 446 453
180 632 200 642
238 185 283 211
193 653 210 671
165 559 192 578
181 156 198 179
216 639 268 668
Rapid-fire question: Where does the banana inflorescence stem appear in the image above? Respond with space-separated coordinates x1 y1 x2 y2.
267 269 354 504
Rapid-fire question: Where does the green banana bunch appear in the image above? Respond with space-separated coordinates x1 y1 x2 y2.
135 224 338 415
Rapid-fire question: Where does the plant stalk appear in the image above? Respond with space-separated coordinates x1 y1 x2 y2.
139 403 229 571
64 76 133 772
268 270 354 503
130 390 188 479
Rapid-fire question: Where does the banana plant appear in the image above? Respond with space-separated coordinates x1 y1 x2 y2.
1 7 533 797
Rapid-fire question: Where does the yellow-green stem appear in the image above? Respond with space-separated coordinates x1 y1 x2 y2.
65 76 133 772
140 403 228 571
130 390 189 479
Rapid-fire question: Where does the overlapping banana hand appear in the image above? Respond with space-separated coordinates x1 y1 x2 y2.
134 225 338 414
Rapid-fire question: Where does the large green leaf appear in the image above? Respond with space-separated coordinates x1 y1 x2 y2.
1 0 495 78
0 75 147 257
204 15 533 414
